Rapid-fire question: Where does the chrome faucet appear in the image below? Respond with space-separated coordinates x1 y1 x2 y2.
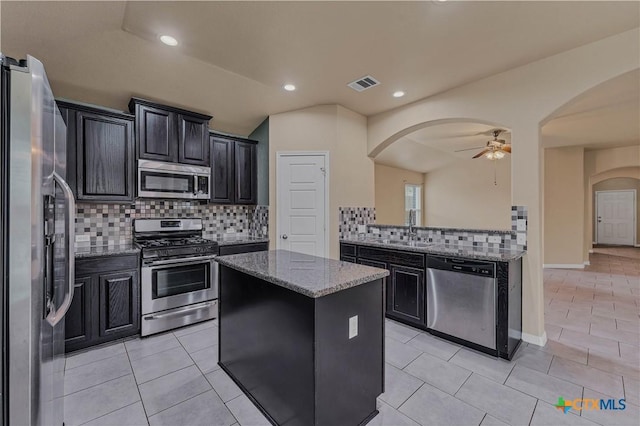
408 209 417 241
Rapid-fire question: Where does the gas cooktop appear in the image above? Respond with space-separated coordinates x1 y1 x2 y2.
133 218 218 260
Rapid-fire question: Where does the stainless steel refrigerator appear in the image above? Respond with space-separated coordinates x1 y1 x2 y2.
1 54 75 426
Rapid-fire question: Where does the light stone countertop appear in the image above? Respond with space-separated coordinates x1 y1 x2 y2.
74 244 140 259
205 234 269 246
216 249 389 298
340 238 525 262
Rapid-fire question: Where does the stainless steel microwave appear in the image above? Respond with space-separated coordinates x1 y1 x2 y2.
137 160 210 200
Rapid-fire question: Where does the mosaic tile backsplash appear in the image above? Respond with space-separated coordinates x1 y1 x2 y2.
75 200 269 247
339 205 528 252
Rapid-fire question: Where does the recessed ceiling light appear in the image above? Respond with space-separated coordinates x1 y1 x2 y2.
283 84 296 91
160 35 178 46
393 91 405 98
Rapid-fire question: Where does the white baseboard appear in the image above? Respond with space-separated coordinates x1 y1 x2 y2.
635 244 640 248
588 249 594 254
522 331 547 347
543 264 585 269
584 261 590 266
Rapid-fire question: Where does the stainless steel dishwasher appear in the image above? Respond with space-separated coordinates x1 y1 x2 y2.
426 256 496 350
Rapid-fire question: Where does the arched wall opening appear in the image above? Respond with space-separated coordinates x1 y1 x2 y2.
366 28 639 344
371 118 513 230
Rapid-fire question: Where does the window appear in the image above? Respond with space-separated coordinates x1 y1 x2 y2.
405 184 422 226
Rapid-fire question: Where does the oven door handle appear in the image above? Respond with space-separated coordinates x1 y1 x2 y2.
144 301 216 320
146 254 218 266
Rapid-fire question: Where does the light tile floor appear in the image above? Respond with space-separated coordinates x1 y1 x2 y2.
64 248 640 426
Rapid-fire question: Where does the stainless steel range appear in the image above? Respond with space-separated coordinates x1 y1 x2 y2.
134 218 218 336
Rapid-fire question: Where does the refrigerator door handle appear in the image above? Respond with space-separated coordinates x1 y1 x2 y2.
46 171 75 326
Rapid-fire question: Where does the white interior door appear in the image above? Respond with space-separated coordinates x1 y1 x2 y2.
596 190 636 246
277 153 327 257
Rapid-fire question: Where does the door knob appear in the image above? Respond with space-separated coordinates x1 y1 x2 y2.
282 234 288 240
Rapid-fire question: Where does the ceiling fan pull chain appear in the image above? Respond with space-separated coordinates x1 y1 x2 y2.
494 159 497 186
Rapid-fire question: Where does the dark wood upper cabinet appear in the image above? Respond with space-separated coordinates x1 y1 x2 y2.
210 133 257 205
178 114 209 166
57 100 135 203
136 104 175 162
76 111 135 201
129 98 212 166
210 135 235 204
234 140 257 205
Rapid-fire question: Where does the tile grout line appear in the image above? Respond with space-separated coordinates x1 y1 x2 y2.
527 399 538 426
393 380 425 412
77 400 143 426
171 326 242 425
64 343 127 371
63 370 134 398
123 340 151 426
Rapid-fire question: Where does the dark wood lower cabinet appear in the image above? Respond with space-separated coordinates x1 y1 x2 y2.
387 265 425 328
65 255 140 353
341 243 428 329
65 276 92 349
98 271 140 340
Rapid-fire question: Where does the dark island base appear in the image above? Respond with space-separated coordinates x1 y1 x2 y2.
218 266 384 426
219 363 380 426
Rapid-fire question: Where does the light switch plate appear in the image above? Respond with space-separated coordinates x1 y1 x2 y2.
488 235 502 244
517 232 527 245
516 219 527 231
357 224 367 234
75 235 90 243
349 315 358 339
473 235 487 243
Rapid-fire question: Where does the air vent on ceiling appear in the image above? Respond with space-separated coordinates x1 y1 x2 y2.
347 75 381 92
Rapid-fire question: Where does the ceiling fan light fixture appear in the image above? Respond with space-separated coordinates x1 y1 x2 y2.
485 151 495 160
494 151 505 159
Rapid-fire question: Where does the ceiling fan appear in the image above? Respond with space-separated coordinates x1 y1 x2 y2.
455 129 511 160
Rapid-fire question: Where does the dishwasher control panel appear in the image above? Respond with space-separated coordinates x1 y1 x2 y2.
435 257 496 278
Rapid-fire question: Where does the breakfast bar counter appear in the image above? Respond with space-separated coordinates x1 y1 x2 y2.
216 250 389 426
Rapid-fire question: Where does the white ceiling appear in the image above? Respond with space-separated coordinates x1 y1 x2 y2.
541 69 640 149
375 69 639 173
1 1 638 135
375 123 512 173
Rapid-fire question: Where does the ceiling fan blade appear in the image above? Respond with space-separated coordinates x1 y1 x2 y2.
472 149 491 159
454 146 486 152
501 145 512 153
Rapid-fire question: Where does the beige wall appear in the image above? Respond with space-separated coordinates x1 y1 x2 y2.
268 104 374 259
543 148 585 265
374 164 424 226
423 159 511 230
593 177 640 245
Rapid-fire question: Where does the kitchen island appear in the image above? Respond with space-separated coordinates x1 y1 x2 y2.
216 250 389 426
